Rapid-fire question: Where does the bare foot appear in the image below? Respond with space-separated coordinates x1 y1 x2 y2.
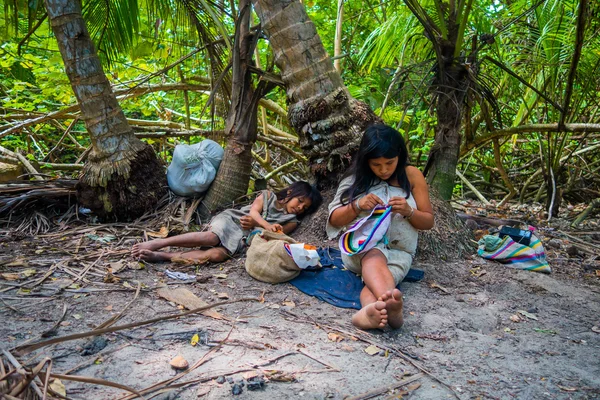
352 301 388 330
379 289 404 329
132 240 163 258
138 249 173 262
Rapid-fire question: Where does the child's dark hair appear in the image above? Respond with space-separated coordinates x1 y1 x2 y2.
275 181 323 216
342 124 411 203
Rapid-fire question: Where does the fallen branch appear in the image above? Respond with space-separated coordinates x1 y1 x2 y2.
456 169 491 206
345 373 424 400
571 198 600 227
95 282 141 329
1 350 44 399
0 145 42 181
39 372 146 399
13 297 259 355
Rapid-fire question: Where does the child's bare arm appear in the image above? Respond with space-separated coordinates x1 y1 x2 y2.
248 193 280 232
281 222 298 234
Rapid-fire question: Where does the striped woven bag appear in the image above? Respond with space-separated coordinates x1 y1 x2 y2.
477 234 551 273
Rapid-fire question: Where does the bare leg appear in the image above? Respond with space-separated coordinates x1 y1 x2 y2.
138 247 229 263
132 232 220 258
360 249 404 329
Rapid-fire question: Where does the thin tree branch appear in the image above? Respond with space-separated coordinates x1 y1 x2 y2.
559 0 588 128
483 56 564 112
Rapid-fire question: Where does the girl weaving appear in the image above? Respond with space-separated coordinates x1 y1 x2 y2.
327 124 434 330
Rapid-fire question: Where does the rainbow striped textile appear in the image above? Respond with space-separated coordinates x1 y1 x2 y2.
339 205 392 256
477 234 551 273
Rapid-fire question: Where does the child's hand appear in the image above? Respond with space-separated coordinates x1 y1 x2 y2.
357 194 385 211
268 223 284 233
240 215 257 230
388 196 413 217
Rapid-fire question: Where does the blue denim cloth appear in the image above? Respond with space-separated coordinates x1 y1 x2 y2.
289 247 424 310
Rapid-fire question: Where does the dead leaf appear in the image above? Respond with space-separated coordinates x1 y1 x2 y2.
109 261 127 274
103 271 120 283
130 262 145 270
59 321 70 327
147 226 169 238
217 292 229 299
122 281 134 289
213 273 228 279
243 371 259 380
517 310 538 320
50 378 66 397
104 305 113 311
430 282 450 294
157 286 223 320
1 268 36 281
364 345 381 355
197 385 212 397
2 257 28 268
1 273 21 281
327 332 343 342
190 333 199 346
264 370 296 382
510 315 521 323
341 345 355 352
557 385 578 392
282 300 295 308
269 304 280 309
73 314 82 320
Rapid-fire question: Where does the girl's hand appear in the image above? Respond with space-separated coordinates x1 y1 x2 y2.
240 215 257 230
267 223 284 233
388 196 413 217
357 194 385 211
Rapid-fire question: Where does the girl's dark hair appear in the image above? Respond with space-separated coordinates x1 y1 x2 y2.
342 124 411 203
275 181 323 216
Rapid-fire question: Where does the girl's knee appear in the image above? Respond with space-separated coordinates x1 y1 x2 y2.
362 248 387 265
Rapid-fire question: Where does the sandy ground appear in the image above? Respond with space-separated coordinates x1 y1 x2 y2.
1 225 599 400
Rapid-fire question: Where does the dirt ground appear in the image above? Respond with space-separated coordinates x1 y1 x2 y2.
1 210 599 399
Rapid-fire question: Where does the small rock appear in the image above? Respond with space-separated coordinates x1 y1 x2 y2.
231 383 243 395
215 376 226 384
247 376 266 391
546 239 562 249
226 377 234 384
465 219 479 230
196 275 210 283
81 337 108 356
566 245 579 257
169 355 189 370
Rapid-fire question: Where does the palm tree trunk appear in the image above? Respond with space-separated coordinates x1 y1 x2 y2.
252 0 380 178
201 0 266 214
426 86 464 200
44 0 166 220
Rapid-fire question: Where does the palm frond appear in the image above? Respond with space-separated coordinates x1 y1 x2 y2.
83 0 139 65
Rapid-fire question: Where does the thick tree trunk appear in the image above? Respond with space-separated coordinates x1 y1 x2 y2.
425 59 466 200
426 91 463 200
201 0 263 215
45 0 166 220
253 0 380 178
